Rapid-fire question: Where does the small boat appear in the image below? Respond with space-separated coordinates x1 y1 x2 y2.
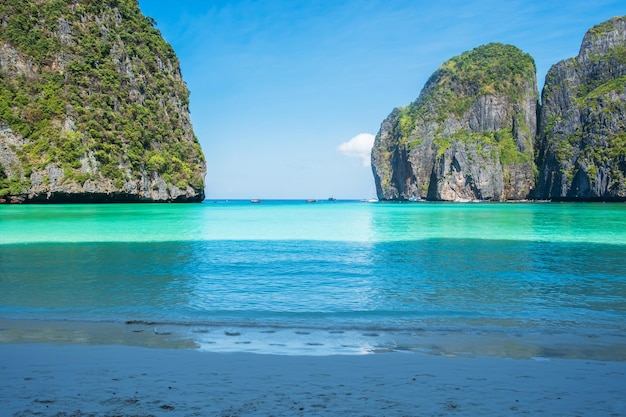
365 188 378 203
306 199 318 203
328 197 336 201
250 199 261 204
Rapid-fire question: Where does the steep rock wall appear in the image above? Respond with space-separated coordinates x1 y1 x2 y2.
372 43 537 201
535 16 626 200
0 0 205 203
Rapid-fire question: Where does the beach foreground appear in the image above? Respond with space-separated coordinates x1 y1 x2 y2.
1 344 625 416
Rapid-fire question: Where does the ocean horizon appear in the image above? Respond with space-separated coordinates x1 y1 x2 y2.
1 200 625 359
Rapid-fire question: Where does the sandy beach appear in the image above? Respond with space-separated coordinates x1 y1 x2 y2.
2 343 625 416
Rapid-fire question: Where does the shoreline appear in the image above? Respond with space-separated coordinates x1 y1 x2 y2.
2 317 626 361
2 343 625 416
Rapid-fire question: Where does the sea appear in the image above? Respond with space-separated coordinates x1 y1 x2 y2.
1 200 625 359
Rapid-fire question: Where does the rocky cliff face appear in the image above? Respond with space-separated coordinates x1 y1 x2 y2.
535 16 626 200
372 43 537 201
0 0 206 203
373 16 626 202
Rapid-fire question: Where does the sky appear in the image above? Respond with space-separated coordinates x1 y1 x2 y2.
137 0 624 200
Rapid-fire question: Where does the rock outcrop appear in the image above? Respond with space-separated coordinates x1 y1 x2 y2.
372 16 626 202
372 43 537 201
0 0 206 203
535 16 626 200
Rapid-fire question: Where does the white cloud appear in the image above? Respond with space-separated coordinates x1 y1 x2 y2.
337 133 375 167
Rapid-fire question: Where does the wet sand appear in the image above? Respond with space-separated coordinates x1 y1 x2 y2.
2 343 625 416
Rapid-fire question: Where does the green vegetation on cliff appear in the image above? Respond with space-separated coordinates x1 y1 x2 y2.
373 16 626 202
437 43 535 104
0 0 205 201
398 43 536 171
398 43 535 146
372 42 538 201
536 16 626 200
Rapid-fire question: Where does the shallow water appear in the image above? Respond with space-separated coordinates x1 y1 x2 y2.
1 201 625 358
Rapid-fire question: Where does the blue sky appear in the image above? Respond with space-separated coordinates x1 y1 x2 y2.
137 0 624 200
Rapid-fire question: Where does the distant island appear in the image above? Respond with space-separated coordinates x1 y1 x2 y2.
0 0 205 203
372 16 626 202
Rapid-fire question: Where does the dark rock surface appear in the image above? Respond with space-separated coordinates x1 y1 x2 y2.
535 16 626 200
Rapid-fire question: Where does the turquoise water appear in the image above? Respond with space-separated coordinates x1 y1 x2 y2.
1 201 625 358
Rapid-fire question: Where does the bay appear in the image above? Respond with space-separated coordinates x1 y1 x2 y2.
1 201 625 358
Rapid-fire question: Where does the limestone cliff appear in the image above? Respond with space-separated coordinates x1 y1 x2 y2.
372 17 626 202
535 16 626 200
0 0 206 203
372 43 537 201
